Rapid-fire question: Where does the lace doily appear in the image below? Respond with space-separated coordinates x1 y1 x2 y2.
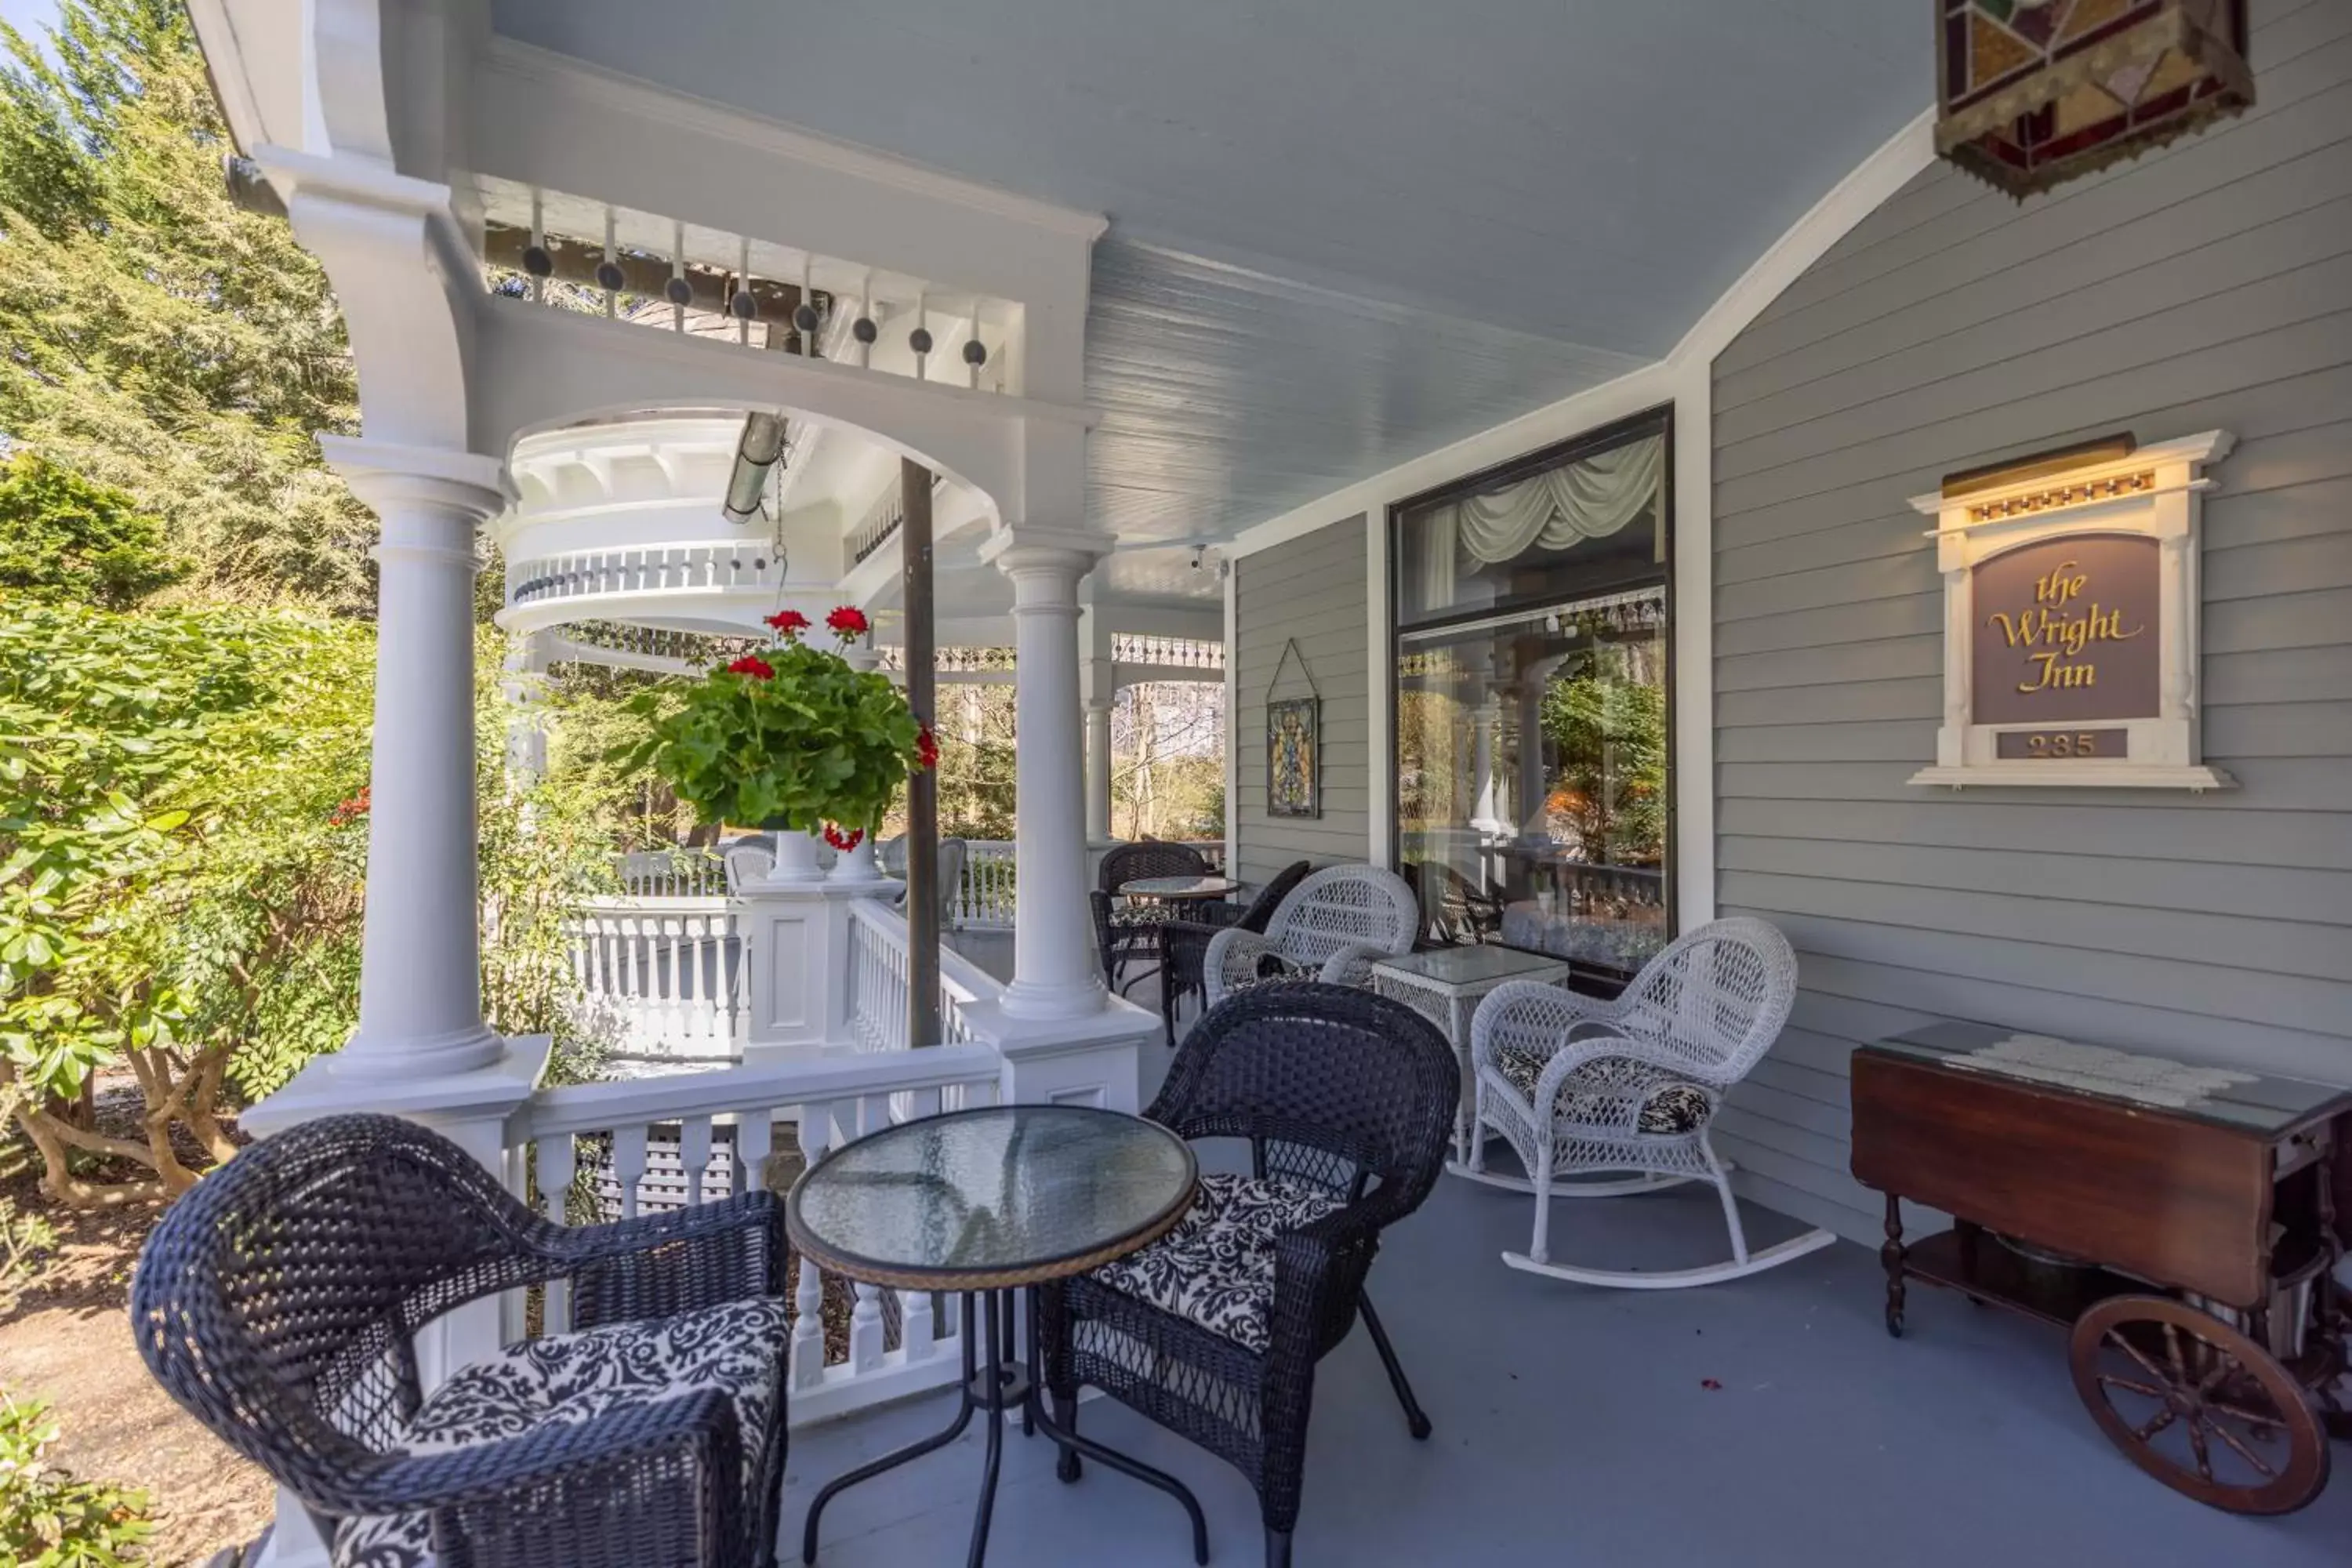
1952 1033 2255 1109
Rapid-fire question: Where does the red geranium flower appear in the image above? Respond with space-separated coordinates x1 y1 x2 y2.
764 610 810 637
329 785 372 826
728 655 775 679
914 724 940 771
822 823 865 852
826 605 870 638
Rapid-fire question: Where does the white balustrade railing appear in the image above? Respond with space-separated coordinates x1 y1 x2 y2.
568 895 742 1065
953 841 1019 928
507 541 786 614
843 899 997 1051
1110 633 1225 671
615 848 728 898
509 1045 1003 1426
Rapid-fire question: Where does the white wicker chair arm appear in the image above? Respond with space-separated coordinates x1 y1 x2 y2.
1469 979 1607 1077
1204 927 1279 1004
1314 942 1393 990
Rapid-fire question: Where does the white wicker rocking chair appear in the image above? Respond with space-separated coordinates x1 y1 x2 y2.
1202 863 1420 1005
1465 916 1835 1289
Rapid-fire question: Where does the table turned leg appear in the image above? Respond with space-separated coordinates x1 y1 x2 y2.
1882 1192 1907 1339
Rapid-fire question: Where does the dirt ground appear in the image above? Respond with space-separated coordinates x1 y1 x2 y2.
1 1184 274 1566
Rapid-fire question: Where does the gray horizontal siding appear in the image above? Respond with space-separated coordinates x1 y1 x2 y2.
1232 517 1369 886
1711 0 2352 1246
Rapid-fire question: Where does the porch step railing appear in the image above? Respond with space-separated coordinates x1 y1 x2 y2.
567 895 742 1066
615 848 728 898
508 1045 1004 1427
844 898 997 1051
949 839 1223 932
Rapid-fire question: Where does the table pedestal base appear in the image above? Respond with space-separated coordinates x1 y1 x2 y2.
801 1288 1208 1568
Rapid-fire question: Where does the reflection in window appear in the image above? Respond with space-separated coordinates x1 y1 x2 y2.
1392 413 1671 980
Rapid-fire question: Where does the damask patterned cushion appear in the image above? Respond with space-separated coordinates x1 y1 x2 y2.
1110 903 1174 928
1089 1173 1345 1354
1493 1045 1711 1135
330 1296 790 1568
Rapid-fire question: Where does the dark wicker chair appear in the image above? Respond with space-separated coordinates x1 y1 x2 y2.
1156 859 1312 1046
1039 983 1458 1568
1091 840 1212 992
130 1114 790 1568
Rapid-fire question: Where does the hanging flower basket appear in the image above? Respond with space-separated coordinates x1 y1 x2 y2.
622 604 933 837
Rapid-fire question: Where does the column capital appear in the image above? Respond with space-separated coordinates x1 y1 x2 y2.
980 526 1109 604
321 436 510 518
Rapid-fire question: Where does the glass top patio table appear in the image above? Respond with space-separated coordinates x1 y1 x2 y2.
786 1104 1199 1291
1373 944 1570 985
1118 874 1243 902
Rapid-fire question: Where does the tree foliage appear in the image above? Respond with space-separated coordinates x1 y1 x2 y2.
0 450 180 608
0 0 374 612
0 601 617 1203
1539 638 1667 867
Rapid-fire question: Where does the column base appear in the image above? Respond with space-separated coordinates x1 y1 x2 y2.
243 1033 553 1141
332 1019 506 1081
999 975 1109 1022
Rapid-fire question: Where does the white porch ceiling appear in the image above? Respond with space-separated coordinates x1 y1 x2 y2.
491 1 1928 593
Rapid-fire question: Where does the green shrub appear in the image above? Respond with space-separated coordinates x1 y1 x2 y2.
0 1396 151 1567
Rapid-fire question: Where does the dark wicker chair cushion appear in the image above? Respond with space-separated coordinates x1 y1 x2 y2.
1108 904 1174 928
1089 1174 1344 1354
332 1298 790 1568
1492 1045 1711 1135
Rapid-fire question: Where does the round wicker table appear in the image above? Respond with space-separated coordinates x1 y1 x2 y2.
788 1104 1203 1568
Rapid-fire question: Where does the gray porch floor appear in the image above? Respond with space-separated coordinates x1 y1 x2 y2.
794 931 2352 1567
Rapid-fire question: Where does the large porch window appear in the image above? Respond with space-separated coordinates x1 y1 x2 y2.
1391 408 1672 985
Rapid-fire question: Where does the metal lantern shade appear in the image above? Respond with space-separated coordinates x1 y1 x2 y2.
1936 0 2253 198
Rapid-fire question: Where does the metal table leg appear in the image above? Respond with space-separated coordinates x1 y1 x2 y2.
802 1288 1209 1567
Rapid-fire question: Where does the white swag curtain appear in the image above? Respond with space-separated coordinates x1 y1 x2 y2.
1413 434 1664 615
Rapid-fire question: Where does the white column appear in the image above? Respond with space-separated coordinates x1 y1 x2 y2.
1468 696 1505 836
502 629 550 783
982 531 1107 1020
1079 605 1116 847
323 437 510 1079
1085 699 1115 844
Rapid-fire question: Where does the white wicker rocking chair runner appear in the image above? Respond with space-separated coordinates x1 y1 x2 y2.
1463 916 1836 1290
1200 864 1420 1006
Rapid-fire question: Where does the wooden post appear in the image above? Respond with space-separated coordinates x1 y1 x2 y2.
902 460 941 1048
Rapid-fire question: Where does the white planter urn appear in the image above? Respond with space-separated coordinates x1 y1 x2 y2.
768 827 827 884
829 831 886 884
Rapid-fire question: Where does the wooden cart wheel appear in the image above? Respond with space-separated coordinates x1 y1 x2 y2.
2069 1294 2328 1515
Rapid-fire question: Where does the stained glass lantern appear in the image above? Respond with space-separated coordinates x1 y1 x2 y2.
1936 0 2253 198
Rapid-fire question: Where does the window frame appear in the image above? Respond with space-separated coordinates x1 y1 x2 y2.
1384 402 1678 951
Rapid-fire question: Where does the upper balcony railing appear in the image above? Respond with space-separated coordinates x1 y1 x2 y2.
507 540 786 615
465 175 1018 393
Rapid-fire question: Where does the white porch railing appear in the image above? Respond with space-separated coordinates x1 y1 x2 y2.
568 895 742 1066
509 1044 1004 1427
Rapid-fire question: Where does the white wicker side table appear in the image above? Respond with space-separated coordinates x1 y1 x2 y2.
1370 945 1570 1163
